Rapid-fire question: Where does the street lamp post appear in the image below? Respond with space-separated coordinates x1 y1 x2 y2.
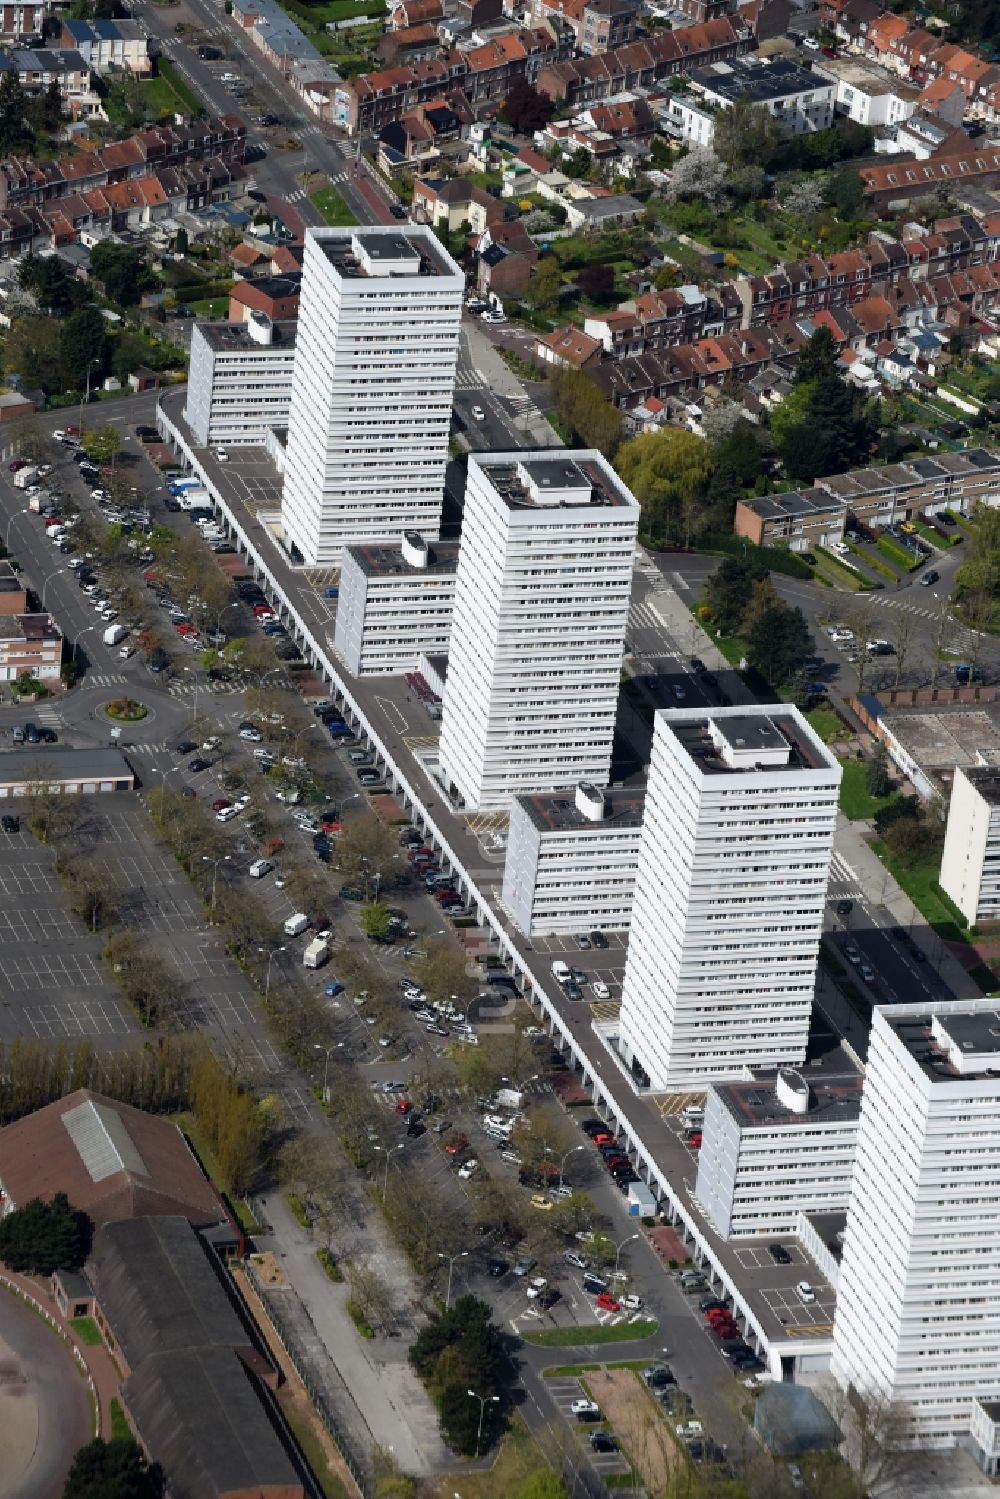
202 854 231 912
614 1232 640 1278
78 357 99 437
4 508 28 553
258 945 287 1000
41 566 66 611
313 1041 336 1102
72 623 96 664
547 1144 586 1191
466 1389 499 1459
374 1143 404 1203
437 1249 469 1311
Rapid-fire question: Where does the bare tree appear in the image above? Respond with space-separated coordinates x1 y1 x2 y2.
346 1262 396 1334
956 587 993 681
890 607 919 690
409 936 475 1005
928 601 951 688
846 600 879 695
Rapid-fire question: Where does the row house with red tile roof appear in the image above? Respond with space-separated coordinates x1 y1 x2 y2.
860 148 1000 209
527 0 640 55
535 14 750 105
822 0 1000 111
583 281 743 356
0 116 245 211
733 215 1000 327
346 13 749 129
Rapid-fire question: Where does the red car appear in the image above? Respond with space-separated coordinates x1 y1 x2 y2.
212 798 231 812
595 1293 621 1312
706 1308 732 1324
8 459 26 472
444 1134 468 1154
686 1133 703 1149
253 604 275 618
712 1323 740 1340
593 1132 615 1146
394 1098 412 1115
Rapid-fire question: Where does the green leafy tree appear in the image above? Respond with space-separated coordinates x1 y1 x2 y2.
712 98 779 171
746 602 813 688
18 252 77 312
827 165 864 218
62 1437 159 1499
547 366 622 457
772 329 877 484
410 937 475 1004
0 70 32 152
0 1192 89 1273
5 315 65 394
528 255 562 311
956 503 1000 597
60 306 107 390
438 1382 501 1456
703 554 766 635
792 324 838 387
88 242 153 307
614 426 712 543
866 740 892 799
576 262 615 303
81 424 122 467
174 226 188 254
359 901 391 938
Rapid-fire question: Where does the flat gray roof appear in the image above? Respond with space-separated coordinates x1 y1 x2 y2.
889 1008 1000 1084
477 454 635 512
0 748 134 783
670 712 827 775
198 319 297 354
715 1066 863 1131
346 539 459 579
803 1210 848 1262
965 766 1000 805
519 786 646 833
315 226 456 281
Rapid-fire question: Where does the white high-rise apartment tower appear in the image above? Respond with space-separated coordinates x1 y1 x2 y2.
832 1000 1000 1448
438 451 638 811
617 706 840 1090
280 227 463 566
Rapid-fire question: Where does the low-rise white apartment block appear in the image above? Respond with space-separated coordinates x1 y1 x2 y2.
939 765 1000 925
280 226 463 567
695 1063 863 1239
832 1001 1000 1448
438 451 638 812
664 56 835 147
185 315 297 448
617 706 841 1092
813 56 919 128
332 531 458 677
502 781 644 937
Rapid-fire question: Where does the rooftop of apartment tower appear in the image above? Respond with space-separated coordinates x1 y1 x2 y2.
667 710 833 777
889 1007 1000 1084
315 227 458 281
476 453 636 512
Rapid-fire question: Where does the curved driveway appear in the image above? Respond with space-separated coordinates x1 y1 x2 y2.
0 1288 91 1499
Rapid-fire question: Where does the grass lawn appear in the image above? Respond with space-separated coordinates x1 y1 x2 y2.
813 550 865 591
187 297 230 319
275 1387 351 1499
838 758 900 821
110 1399 131 1441
158 59 201 114
869 841 967 945
105 66 197 125
310 185 358 227
422 1416 557 1499
805 705 846 744
70 1316 102 1347
523 1319 658 1348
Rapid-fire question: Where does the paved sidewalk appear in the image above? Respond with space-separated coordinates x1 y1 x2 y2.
253 1192 453 1477
463 324 561 449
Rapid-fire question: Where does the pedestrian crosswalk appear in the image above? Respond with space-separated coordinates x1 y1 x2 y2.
167 680 234 698
121 742 171 757
869 593 982 653
455 368 487 390
828 852 864 901
83 673 128 689
36 707 62 727
287 188 307 204
628 599 683 656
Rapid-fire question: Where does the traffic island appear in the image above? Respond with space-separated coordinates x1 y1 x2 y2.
102 699 148 723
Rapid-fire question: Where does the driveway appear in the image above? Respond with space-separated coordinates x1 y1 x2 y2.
0 1284 91 1499
252 1192 454 1477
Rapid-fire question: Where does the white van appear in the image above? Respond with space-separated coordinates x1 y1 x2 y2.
552 960 571 984
283 912 309 937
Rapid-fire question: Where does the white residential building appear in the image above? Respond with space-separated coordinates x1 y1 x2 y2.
184 315 297 448
695 1063 863 1239
617 706 841 1092
813 57 918 128
437 451 638 812
939 766 1000 925
831 1001 1000 1447
332 531 458 677
279 226 463 567
664 56 836 147
502 781 644 936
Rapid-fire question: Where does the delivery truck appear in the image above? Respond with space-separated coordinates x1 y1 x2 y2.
13 466 37 489
103 624 127 646
303 938 330 969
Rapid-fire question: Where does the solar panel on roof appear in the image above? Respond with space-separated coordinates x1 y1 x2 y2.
63 1099 149 1183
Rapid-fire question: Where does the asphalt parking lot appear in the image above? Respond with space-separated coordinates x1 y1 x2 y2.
545 1375 631 1480
0 819 135 1044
